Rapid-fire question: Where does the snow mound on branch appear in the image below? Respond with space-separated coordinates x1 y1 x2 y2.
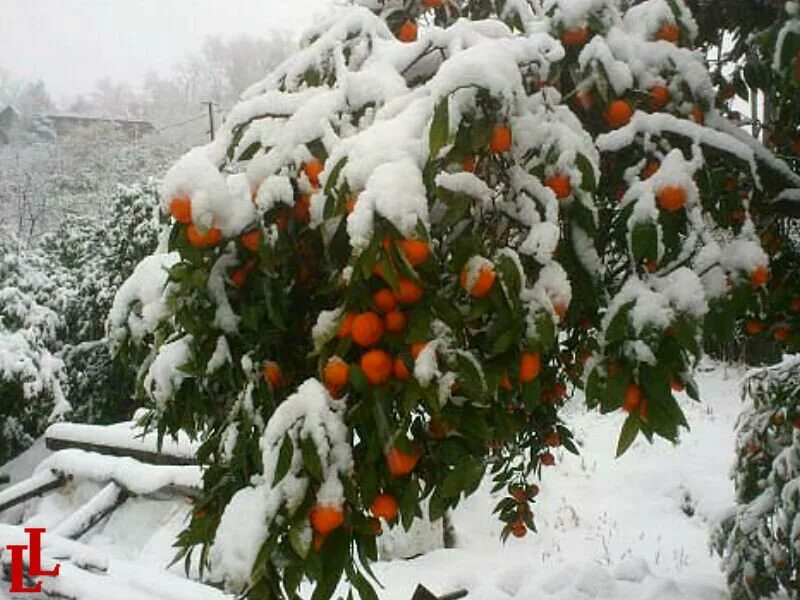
144 335 193 410
107 252 179 350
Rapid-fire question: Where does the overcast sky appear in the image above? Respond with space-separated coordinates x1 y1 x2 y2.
0 0 332 103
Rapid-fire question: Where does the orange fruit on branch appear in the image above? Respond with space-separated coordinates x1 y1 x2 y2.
655 23 679 42
293 194 311 223
309 504 345 535
240 228 261 252
774 326 791 343
187 224 223 248
622 383 642 413
323 357 350 389
489 123 512 153
397 20 418 42
656 186 687 212
229 267 249 288
649 85 670 110
370 494 399 521
393 357 411 380
337 312 356 339
545 173 572 199
688 106 704 125
387 446 420 477
398 239 430 266
670 378 684 392
745 319 763 335
460 265 496 298
169 197 192 224
540 452 556 466
422 0 442 7
461 155 476 172
302 158 324 188
510 521 527 538
373 288 397 313
262 361 282 388
750 265 770 288
561 27 590 46
394 278 424 305
604 99 633 128
519 352 541 383
384 310 407 333
361 349 393 385
410 341 428 360
352 312 385 346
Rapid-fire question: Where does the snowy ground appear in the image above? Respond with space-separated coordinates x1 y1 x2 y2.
1 360 748 599
367 359 745 600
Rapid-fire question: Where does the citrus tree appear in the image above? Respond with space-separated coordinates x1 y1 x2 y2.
110 0 798 597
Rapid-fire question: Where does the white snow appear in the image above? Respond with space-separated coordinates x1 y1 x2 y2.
0 362 756 600
107 253 180 351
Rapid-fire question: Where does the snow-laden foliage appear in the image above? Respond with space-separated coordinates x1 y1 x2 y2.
110 0 797 597
0 185 162 463
713 356 800 599
0 235 68 463
40 183 164 423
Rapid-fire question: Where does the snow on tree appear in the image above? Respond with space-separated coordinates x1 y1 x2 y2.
40 183 164 424
110 0 797 597
0 234 69 463
0 184 163 463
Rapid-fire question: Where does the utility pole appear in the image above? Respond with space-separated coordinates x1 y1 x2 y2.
203 101 215 141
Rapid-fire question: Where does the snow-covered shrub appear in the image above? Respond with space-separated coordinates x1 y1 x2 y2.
0 235 69 463
40 183 163 423
713 356 800 599
110 0 798 596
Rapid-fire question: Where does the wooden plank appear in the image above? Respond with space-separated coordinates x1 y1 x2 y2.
54 482 128 540
0 471 66 514
45 436 196 466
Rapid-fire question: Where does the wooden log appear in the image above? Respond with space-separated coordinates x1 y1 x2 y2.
45 435 196 466
53 482 128 540
0 471 66 514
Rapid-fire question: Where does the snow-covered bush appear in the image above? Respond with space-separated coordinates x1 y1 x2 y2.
40 183 163 423
110 0 797 596
0 235 69 463
713 356 800 599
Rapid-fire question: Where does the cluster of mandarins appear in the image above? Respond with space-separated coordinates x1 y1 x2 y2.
564 20 706 133
305 126 555 544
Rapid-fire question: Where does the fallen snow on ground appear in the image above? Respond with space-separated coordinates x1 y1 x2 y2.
0 361 748 599
365 359 744 600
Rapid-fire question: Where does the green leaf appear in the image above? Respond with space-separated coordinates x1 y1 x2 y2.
616 414 640 457
323 157 347 195
575 153 596 192
300 437 324 481
429 98 450 160
605 301 633 346
238 142 261 162
400 479 419 530
273 434 294 484
428 486 448 521
631 222 658 263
